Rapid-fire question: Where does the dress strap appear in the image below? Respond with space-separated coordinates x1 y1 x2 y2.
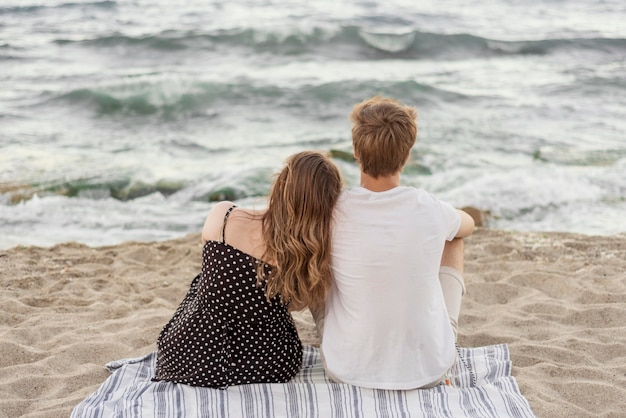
221 205 237 243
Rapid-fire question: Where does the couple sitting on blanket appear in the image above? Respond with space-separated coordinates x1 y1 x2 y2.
153 96 475 390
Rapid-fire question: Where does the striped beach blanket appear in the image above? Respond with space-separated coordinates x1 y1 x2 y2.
72 344 535 417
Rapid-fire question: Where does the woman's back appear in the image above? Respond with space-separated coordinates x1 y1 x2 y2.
153 205 302 387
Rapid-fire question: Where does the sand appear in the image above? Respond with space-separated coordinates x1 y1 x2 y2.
1 228 625 418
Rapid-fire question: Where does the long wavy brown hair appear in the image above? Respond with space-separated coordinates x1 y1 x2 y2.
259 151 342 311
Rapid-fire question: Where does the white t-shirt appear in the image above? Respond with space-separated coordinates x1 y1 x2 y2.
321 186 461 389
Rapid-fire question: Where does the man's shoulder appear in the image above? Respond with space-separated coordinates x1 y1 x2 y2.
341 185 422 196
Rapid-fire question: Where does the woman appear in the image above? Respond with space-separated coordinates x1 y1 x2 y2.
152 151 342 388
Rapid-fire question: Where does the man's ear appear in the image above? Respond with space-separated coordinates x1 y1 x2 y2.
353 149 358 160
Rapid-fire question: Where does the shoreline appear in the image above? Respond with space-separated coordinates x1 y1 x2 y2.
1 228 625 417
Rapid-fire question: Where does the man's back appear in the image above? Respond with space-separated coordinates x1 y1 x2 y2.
321 186 461 389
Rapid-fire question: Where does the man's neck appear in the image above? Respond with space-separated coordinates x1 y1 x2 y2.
360 172 401 192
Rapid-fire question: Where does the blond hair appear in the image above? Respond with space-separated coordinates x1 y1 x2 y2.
350 96 417 178
260 151 342 311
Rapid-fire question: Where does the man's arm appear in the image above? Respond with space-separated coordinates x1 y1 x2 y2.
455 209 475 238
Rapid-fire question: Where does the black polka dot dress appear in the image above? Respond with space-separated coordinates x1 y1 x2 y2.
153 206 302 388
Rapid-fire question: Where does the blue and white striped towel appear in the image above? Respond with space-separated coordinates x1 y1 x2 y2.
72 344 535 417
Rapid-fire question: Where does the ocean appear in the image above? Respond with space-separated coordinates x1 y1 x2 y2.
1 0 625 249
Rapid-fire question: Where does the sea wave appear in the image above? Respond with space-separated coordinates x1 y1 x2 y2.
533 146 626 166
0 166 277 204
52 26 626 59
0 1 116 14
0 177 185 204
49 79 470 118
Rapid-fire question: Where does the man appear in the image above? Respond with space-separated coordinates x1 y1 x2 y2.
317 96 475 389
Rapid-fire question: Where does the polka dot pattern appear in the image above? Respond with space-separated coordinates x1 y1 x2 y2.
153 241 303 388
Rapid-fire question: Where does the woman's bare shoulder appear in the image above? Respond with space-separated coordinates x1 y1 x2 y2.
201 201 238 244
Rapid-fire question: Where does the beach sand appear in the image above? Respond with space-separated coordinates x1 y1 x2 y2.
1 228 625 418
